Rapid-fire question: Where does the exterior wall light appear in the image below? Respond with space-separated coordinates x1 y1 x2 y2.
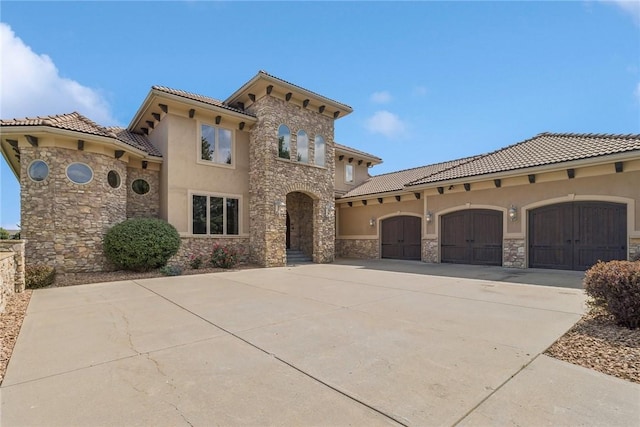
369 217 376 227
508 205 517 222
274 200 286 216
425 211 433 223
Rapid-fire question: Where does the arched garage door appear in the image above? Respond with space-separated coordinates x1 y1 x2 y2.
381 216 421 260
529 202 627 271
441 209 503 266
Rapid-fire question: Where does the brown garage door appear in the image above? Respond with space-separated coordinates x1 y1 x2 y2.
529 202 627 271
441 209 503 266
381 216 421 260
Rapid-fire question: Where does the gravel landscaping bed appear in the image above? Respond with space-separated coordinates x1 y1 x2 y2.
2 269 639 386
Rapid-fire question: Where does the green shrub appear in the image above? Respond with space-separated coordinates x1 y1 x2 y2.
160 265 182 276
0 227 10 240
103 218 181 272
584 260 640 329
25 265 56 289
210 243 239 269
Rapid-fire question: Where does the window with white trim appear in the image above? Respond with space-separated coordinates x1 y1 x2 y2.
192 194 240 235
345 164 354 183
200 124 233 165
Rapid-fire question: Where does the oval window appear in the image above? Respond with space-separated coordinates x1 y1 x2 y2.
107 170 121 189
132 179 150 195
28 160 49 182
66 163 93 184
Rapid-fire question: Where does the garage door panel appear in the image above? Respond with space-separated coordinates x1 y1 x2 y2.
381 216 422 260
442 210 503 266
530 202 626 271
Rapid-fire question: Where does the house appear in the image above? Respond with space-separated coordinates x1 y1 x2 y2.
1 71 638 273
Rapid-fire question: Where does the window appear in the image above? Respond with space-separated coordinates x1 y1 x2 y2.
297 130 308 163
314 135 325 166
277 125 291 159
107 170 121 189
28 160 49 182
345 164 354 183
132 179 150 195
201 124 233 165
66 162 93 184
192 194 240 235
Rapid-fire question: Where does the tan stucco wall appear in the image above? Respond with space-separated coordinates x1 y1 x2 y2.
334 158 371 194
338 198 423 236
157 114 250 235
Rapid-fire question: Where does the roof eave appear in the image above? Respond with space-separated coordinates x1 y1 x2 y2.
406 150 640 190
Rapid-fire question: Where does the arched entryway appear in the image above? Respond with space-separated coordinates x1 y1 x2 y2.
286 192 314 259
529 202 627 270
441 209 503 266
381 216 421 260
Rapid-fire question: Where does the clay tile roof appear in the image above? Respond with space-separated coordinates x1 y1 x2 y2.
342 156 479 198
257 70 353 111
334 142 382 162
152 85 255 117
408 132 640 186
1 112 161 157
0 112 114 137
106 127 162 157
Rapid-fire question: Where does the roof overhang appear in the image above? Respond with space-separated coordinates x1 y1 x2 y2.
129 88 257 134
335 144 382 165
225 72 353 120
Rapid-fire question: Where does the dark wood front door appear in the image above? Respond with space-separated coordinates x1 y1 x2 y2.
381 216 421 260
529 202 626 271
441 210 503 266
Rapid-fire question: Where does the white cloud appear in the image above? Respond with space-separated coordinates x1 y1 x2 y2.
0 23 118 124
365 110 407 138
604 0 640 25
370 91 392 104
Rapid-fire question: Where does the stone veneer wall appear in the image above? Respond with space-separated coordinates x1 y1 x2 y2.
422 238 439 263
503 238 526 268
169 236 251 267
21 147 127 272
630 238 640 261
247 96 335 267
335 239 379 259
0 240 26 313
126 167 160 219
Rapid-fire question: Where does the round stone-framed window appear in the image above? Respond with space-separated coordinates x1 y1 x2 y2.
27 160 49 182
132 179 150 195
107 170 121 189
66 162 93 185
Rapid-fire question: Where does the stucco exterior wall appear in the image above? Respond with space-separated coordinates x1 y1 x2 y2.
159 114 251 234
247 95 336 266
338 198 423 236
334 158 371 195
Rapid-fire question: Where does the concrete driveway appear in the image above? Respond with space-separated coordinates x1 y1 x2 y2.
2 260 638 426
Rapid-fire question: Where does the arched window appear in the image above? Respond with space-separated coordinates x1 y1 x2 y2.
314 135 325 166
277 125 291 159
297 130 308 163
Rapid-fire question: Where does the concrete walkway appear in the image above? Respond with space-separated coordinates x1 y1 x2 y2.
2 261 638 426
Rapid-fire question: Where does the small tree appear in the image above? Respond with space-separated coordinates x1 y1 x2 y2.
0 227 10 239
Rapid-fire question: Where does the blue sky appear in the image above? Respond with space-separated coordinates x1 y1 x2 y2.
1 1 639 229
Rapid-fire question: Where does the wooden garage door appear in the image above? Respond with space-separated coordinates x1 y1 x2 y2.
441 210 503 266
529 202 627 271
381 216 421 260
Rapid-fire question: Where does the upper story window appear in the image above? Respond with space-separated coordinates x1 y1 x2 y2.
28 160 49 182
278 124 291 159
192 193 240 235
314 135 325 167
297 130 308 163
66 162 93 185
201 124 233 165
345 164 354 183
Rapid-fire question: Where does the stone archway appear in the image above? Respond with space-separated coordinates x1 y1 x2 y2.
286 192 315 259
